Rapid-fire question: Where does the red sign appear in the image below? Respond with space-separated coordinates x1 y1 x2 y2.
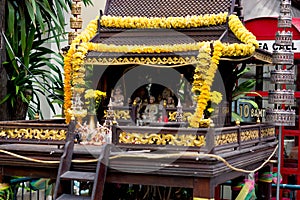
245 17 300 59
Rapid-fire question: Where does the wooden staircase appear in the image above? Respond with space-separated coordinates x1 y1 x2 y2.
53 121 111 200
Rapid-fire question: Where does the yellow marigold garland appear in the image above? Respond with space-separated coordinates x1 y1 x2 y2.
100 12 228 29
87 42 206 54
64 17 99 123
189 41 224 128
63 13 259 126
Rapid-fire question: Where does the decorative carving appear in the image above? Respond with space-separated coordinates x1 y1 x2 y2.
280 0 292 13
261 127 276 138
175 100 183 122
240 130 259 141
0 128 67 141
84 56 197 66
270 69 295 84
266 108 295 126
168 111 193 121
68 32 80 45
275 31 293 46
252 51 272 64
278 13 292 28
114 110 131 120
70 17 83 29
268 89 295 105
71 2 82 15
272 50 294 65
104 109 130 120
215 132 238 146
118 132 206 147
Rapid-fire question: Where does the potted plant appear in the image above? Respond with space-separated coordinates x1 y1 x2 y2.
1 0 92 120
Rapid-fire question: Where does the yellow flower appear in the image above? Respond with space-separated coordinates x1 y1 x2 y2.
210 91 223 104
207 108 214 113
100 12 228 29
63 16 99 123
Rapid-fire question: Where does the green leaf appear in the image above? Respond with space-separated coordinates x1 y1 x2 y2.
15 85 20 95
232 91 262 101
25 0 36 27
82 0 93 6
29 0 37 14
54 0 66 30
237 66 251 78
232 112 244 122
7 2 15 37
232 79 256 98
24 26 36 62
37 1 63 33
18 6 27 57
238 99 259 109
0 94 12 105
20 91 30 104
35 6 45 31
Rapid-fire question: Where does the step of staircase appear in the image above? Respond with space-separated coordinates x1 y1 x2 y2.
60 171 96 182
56 193 91 200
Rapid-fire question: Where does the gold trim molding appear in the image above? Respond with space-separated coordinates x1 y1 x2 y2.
0 128 67 141
253 51 272 64
104 110 131 120
215 132 238 146
84 56 197 66
119 132 206 147
168 111 193 121
240 130 259 141
261 127 275 138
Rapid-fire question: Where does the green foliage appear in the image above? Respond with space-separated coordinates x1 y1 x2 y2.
232 79 261 101
2 0 92 120
232 66 262 122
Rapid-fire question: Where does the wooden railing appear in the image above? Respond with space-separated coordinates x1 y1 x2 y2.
0 119 70 145
112 123 276 153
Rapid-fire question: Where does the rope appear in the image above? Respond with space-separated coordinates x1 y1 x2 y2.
0 144 278 174
0 149 98 164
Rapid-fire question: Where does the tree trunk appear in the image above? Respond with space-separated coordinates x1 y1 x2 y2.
0 0 8 121
8 97 29 120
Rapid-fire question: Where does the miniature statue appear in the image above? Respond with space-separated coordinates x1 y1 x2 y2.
111 86 124 106
143 96 158 122
74 93 84 110
166 96 175 108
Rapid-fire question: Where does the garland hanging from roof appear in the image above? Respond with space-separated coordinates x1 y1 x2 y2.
100 12 228 29
63 17 98 123
63 13 259 126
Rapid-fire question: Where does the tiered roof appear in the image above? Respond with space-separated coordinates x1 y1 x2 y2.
104 0 233 17
85 0 268 63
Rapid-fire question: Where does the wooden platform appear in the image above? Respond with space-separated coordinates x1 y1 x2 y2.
0 119 277 199
0 140 276 199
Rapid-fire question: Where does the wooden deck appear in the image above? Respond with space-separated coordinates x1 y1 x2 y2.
0 120 277 199
0 141 276 199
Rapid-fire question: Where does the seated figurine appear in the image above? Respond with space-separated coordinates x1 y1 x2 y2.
111 87 124 106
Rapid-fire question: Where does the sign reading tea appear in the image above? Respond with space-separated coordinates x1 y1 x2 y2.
258 40 300 53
